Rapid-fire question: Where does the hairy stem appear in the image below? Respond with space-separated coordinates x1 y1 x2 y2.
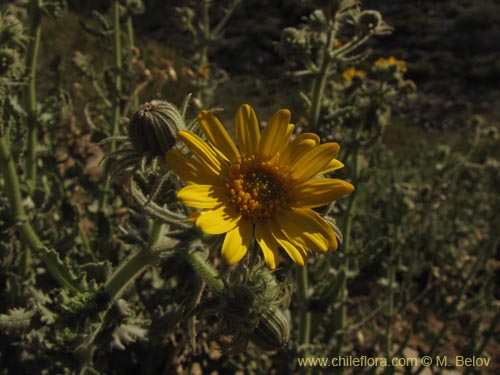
148 220 163 248
104 247 163 299
98 0 123 211
385 246 397 359
297 266 311 362
332 141 360 368
0 137 82 293
111 0 123 152
177 250 223 292
309 19 336 132
126 12 139 111
24 0 43 191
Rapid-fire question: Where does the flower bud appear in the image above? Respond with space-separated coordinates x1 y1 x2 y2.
126 0 145 15
0 14 25 47
250 305 290 351
358 10 382 34
0 48 21 78
128 100 186 156
278 27 310 58
307 9 327 32
172 7 195 31
216 267 291 352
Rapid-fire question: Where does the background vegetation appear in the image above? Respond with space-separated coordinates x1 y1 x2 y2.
0 0 499 374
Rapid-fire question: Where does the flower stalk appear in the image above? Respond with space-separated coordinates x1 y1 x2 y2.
297 266 311 354
126 9 139 111
104 247 163 299
333 140 359 362
98 0 123 210
176 249 224 292
111 0 123 152
24 0 43 191
385 229 399 360
309 21 336 133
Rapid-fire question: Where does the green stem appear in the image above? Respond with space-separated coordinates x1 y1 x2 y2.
111 0 122 151
104 248 162 299
79 222 94 260
24 0 43 191
98 0 123 211
126 13 135 48
309 21 336 132
79 243 169 371
91 79 112 108
177 250 223 292
332 143 360 368
148 220 163 248
297 266 311 357
385 249 397 359
212 0 240 38
0 137 82 293
126 13 139 111
195 0 210 106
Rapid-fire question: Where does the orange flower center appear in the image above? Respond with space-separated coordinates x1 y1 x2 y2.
225 156 288 221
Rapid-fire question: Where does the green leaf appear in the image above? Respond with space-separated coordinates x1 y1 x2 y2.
0 307 36 331
71 52 96 79
111 324 148 350
38 246 87 293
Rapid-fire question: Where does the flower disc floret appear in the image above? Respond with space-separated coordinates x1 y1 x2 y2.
226 156 288 221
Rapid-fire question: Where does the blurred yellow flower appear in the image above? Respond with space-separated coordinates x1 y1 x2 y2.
374 56 407 73
166 105 354 268
342 67 366 82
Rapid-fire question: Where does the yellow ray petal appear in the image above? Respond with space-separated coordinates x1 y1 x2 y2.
235 104 260 156
288 142 340 183
177 184 227 209
318 159 344 175
269 219 307 266
280 133 319 164
289 178 354 208
198 110 240 162
195 204 241 234
221 218 253 265
166 150 220 185
277 208 337 253
255 221 280 269
292 208 338 250
259 109 291 161
178 130 222 175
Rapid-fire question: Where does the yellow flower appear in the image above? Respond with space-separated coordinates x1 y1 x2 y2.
342 67 366 82
166 105 354 269
374 56 407 73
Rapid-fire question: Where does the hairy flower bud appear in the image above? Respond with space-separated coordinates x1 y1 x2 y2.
0 48 22 78
358 10 381 33
278 27 310 58
250 305 290 351
216 267 291 352
126 0 145 15
128 100 186 156
0 14 25 47
357 10 392 36
307 9 327 32
173 6 195 31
